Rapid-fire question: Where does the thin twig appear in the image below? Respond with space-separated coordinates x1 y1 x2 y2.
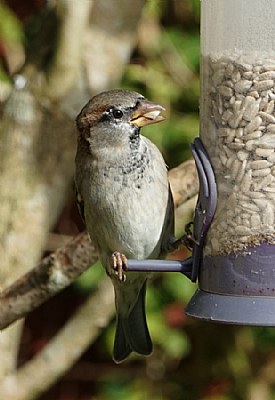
0 232 96 330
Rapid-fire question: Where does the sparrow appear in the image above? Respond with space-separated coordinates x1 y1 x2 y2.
75 89 176 363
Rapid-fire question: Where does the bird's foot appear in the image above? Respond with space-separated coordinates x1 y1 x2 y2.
181 221 199 250
111 252 128 282
168 222 199 252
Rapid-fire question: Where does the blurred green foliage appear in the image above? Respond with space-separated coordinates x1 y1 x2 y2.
0 3 23 82
74 261 105 292
2 0 275 399
121 0 200 168
0 3 23 43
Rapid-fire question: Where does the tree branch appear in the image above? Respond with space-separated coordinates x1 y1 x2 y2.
0 159 198 331
46 0 93 99
84 0 145 93
0 277 115 400
0 232 96 330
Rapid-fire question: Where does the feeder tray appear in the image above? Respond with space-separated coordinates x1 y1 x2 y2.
186 243 275 325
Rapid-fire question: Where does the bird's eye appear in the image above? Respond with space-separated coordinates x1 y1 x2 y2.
112 109 123 119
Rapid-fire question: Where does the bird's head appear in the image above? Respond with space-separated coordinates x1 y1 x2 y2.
76 89 166 152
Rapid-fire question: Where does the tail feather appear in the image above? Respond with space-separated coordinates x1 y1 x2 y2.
113 281 152 363
113 318 132 363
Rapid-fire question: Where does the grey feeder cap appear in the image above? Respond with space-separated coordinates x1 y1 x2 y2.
186 243 275 326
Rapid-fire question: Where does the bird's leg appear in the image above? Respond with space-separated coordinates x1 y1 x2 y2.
185 221 200 247
181 221 200 250
111 252 128 282
168 222 199 252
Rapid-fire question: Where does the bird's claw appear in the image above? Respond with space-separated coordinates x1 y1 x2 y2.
111 252 128 282
168 222 199 252
181 221 200 250
181 234 199 251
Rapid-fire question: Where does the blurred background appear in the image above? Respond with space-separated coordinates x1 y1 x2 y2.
1 1 275 399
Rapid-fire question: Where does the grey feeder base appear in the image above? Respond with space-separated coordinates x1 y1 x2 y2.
185 243 275 326
185 289 275 326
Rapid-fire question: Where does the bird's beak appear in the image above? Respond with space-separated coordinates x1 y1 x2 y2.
129 100 166 127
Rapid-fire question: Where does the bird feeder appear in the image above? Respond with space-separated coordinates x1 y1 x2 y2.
128 0 275 326
186 0 275 324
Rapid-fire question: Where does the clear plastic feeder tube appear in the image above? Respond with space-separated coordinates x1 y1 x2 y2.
200 0 275 256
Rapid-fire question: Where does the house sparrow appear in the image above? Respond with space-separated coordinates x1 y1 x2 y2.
75 89 176 363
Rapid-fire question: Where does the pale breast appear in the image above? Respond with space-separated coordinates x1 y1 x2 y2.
83 137 170 262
